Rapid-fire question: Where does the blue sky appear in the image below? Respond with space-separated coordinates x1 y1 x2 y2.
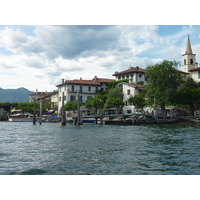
1 25 200 92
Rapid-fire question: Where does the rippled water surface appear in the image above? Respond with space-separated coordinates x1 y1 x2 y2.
0 122 200 175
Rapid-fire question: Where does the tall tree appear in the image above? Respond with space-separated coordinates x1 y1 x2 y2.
145 60 182 111
175 78 200 116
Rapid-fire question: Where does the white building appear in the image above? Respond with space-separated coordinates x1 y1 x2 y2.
122 82 146 114
112 66 147 85
29 90 52 102
56 78 101 114
182 35 200 82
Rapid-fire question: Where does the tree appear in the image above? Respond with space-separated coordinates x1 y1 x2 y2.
105 97 124 114
175 78 200 116
127 93 146 109
145 60 182 111
64 101 77 111
107 86 123 99
108 79 129 89
85 96 104 113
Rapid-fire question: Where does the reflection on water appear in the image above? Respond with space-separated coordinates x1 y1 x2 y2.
0 122 200 175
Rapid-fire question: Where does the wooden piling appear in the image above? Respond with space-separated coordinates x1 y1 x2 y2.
39 99 42 125
61 92 66 126
33 99 36 125
77 91 82 125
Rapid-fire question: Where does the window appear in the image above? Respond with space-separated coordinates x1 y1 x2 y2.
184 59 186 65
70 95 76 102
190 59 193 64
71 85 74 92
127 89 130 95
80 86 82 93
64 86 66 91
88 86 91 92
59 97 61 101
80 96 83 103
198 71 200 79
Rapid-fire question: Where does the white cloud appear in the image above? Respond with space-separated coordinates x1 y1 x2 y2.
161 45 182 60
1 25 200 92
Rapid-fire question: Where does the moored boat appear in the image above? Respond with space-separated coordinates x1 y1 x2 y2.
9 109 34 122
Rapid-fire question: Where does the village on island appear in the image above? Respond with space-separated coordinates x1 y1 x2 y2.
1 36 200 125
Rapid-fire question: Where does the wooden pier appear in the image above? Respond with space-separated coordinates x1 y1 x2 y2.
81 113 178 125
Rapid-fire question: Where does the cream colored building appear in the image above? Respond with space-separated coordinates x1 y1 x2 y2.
112 66 147 85
122 82 146 114
56 78 101 114
182 35 200 82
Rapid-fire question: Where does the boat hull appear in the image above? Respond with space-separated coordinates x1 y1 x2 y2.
8 118 33 122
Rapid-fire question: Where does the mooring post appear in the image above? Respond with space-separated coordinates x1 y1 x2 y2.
33 99 36 125
39 99 42 125
61 92 66 125
100 116 103 125
77 90 82 125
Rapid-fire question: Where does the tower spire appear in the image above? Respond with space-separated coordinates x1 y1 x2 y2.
185 35 193 54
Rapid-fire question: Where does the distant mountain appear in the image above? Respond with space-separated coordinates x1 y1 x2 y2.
0 87 34 103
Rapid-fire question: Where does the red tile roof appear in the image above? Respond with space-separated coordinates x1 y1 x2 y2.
189 67 200 71
112 67 146 76
29 92 52 96
56 79 101 87
177 70 189 74
124 82 146 88
93 77 115 83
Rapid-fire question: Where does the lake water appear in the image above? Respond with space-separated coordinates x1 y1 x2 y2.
0 122 200 175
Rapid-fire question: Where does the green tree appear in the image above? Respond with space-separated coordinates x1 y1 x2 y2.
85 96 104 113
175 78 200 116
108 79 129 89
145 60 182 111
107 86 123 99
64 101 77 111
105 97 124 114
127 93 146 109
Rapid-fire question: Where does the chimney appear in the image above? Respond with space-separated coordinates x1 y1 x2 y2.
36 89 38 94
80 77 82 80
136 66 139 71
62 79 65 84
94 76 97 82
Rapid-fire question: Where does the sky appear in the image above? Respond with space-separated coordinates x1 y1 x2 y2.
1 25 200 92
1 0 200 94
1 1 199 197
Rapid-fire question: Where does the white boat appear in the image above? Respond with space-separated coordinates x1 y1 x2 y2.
9 109 34 122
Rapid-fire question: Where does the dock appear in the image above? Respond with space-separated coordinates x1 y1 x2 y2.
81 112 178 125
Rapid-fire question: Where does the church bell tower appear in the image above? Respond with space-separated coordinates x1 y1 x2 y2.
182 35 197 74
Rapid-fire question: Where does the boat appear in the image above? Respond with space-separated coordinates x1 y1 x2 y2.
9 109 34 122
40 115 62 123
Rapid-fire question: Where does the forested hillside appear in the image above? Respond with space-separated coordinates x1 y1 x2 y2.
0 87 33 103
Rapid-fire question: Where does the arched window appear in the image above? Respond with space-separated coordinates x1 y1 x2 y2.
190 59 193 64
184 59 186 65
